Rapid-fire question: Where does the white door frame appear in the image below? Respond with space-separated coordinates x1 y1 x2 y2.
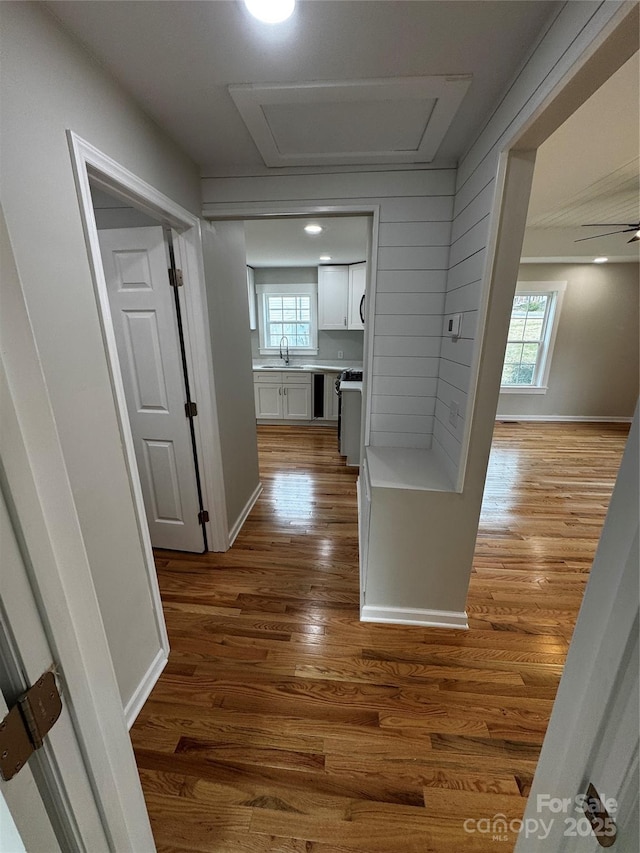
0 211 155 848
203 204 380 446
67 132 229 570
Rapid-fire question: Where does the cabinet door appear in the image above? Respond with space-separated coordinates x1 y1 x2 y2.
254 383 283 418
324 373 340 420
348 262 366 330
283 384 311 420
318 266 349 330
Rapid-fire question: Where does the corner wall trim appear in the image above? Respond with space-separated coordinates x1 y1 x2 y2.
124 648 168 729
228 482 263 548
496 415 633 423
360 605 468 630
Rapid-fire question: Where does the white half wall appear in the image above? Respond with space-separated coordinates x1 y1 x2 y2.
0 2 200 707
498 263 639 420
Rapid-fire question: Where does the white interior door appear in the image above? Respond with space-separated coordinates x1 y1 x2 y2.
99 226 204 552
0 487 108 852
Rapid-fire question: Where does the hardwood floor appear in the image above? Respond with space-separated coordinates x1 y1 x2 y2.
132 421 629 852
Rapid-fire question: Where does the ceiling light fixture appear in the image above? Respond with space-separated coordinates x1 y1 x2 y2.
319 255 331 261
244 0 295 24
593 257 608 264
304 224 323 235
630 230 640 243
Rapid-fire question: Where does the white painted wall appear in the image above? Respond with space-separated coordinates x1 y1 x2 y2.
202 169 455 450
201 222 260 530
0 2 201 707
498 263 639 419
435 1 635 477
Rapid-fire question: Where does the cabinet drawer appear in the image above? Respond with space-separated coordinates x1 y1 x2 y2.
282 372 311 384
254 370 283 383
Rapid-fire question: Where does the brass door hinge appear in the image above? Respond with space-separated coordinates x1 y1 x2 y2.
0 671 62 781
168 267 184 288
185 401 198 418
198 510 209 525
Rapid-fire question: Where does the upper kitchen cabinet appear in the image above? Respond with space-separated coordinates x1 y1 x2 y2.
318 265 349 330
318 263 366 330
348 262 366 330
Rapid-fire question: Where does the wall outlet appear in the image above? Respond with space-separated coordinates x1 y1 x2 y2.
338 350 344 359
449 400 459 427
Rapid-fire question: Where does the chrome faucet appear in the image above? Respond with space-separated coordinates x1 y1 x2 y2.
279 335 290 365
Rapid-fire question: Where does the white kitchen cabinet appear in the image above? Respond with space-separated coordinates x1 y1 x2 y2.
254 371 311 421
323 372 340 421
254 381 283 418
318 265 349 330
339 383 362 466
283 383 311 419
348 262 366 330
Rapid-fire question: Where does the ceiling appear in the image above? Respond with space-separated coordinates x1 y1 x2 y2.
244 216 369 267
47 0 557 173
523 52 640 263
51 1 638 265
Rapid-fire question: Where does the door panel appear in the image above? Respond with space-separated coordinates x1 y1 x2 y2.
283 384 311 419
121 310 170 411
141 439 184 522
99 227 204 552
255 383 282 418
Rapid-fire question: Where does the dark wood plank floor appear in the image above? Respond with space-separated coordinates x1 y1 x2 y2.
132 421 629 852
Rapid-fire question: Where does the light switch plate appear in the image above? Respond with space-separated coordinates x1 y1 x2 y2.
447 314 462 338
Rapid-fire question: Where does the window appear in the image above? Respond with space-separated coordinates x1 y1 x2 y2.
264 294 312 348
256 282 318 355
501 281 566 393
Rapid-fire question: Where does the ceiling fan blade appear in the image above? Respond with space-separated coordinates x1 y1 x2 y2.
574 229 634 242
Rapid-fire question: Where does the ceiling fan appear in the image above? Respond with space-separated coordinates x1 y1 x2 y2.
575 223 640 243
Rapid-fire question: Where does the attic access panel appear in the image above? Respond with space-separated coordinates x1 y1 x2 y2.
229 76 472 167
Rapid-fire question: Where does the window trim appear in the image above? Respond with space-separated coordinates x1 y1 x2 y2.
256 282 318 356
500 281 566 394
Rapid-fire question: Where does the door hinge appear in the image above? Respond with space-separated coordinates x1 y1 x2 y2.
0 671 62 781
168 267 184 288
198 509 209 525
185 401 198 418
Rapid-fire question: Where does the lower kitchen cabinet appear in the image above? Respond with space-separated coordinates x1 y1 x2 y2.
323 373 340 421
254 371 311 421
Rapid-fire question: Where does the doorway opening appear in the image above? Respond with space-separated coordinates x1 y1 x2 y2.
91 184 209 553
240 212 374 478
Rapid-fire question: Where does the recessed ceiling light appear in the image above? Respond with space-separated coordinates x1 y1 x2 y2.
304 224 323 235
319 255 331 261
244 0 295 24
593 257 608 264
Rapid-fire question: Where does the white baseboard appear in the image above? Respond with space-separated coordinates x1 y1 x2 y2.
228 482 263 547
360 605 468 630
497 415 632 423
124 647 167 729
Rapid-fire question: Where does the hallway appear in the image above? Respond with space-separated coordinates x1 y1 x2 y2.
131 422 628 852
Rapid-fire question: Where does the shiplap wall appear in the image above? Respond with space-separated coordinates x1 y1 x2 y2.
202 169 454 449
433 0 626 482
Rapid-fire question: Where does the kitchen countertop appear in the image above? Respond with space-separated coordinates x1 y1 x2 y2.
252 362 362 373
365 446 455 492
